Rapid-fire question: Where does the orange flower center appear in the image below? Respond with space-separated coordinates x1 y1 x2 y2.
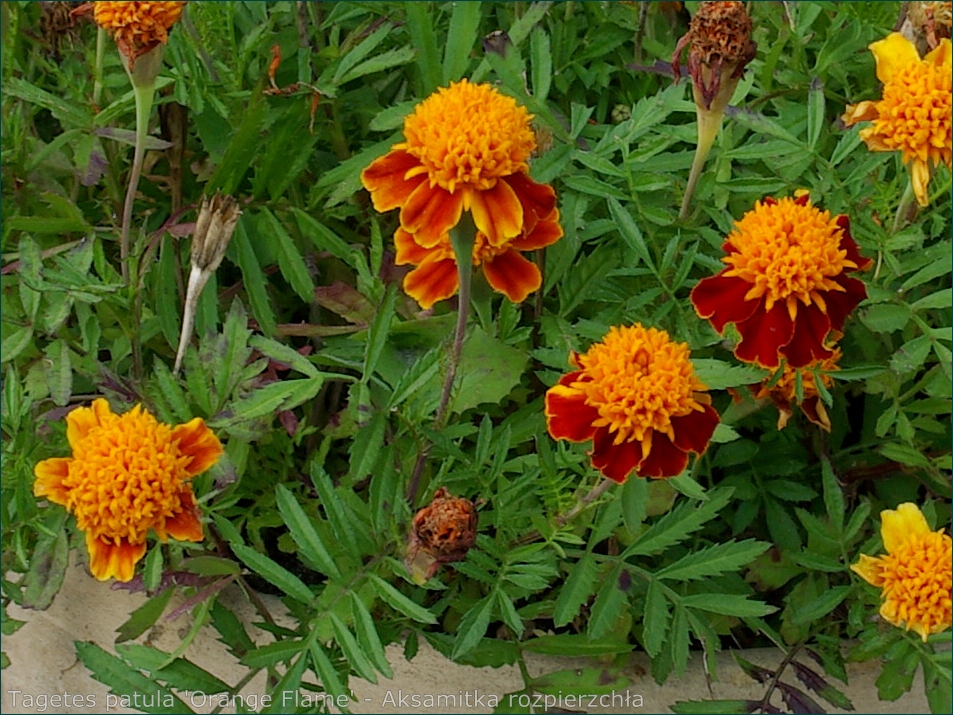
398 79 536 194
876 530 953 636
62 406 193 545
573 325 708 446
723 197 858 315
871 56 952 167
93 1 185 51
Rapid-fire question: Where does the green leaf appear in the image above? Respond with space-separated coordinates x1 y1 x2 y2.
338 46 415 86
363 286 397 379
587 565 629 640
1 326 34 363
231 222 276 337
553 552 599 627
115 588 174 644
5 77 91 127
692 359 766 390
443 2 482 83
248 335 319 378
263 651 310 714
331 23 391 84
451 593 494 660
292 209 355 265
240 639 305 669
349 592 393 678
259 209 314 303
44 339 72 407
449 327 529 413
405 2 442 94
623 488 733 557
530 27 553 101
308 640 352 706
522 634 634 657
368 574 437 624
274 484 341 579
787 585 850 625
681 593 776 618
209 600 255 659
327 612 378 683
116 645 230 694
74 642 191 714
21 528 69 611
655 540 770 582
230 544 314 604
671 700 755 714
821 456 845 532
806 76 825 151
642 579 670 658
181 557 242 577
860 303 911 333
530 667 631 696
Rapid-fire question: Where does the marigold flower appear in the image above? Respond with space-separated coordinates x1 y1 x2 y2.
545 324 719 483
34 399 221 582
79 1 185 62
755 348 841 432
361 79 562 308
691 194 872 370
405 487 478 584
842 33 952 207
851 503 952 641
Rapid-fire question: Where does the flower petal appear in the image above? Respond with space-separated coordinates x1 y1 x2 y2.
467 181 523 247
590 428 643 484
505 172 557 234
401 183 464 249
510 210 563 251
837 217 872 272
842 100 880 127
850 553 885 586
360 150 427 212
670 404 720 455
824 274 869 332
172 418 223 477
691 272 760 333
33 458 71 505
545 384 599 442
163 489 204 542
734 301 794 369
909 158 932 207
394 227 438 265
781 304 833 369
482 249 541 303
636 431 690 479
869 33 921 85
403 257 460 309
66 398 111 449
86 532 147 582
880 502 930 554
925 38 952 67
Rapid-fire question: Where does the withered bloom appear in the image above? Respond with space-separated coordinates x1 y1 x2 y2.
902 2 953 54
672 1 757 219
405 487 478 585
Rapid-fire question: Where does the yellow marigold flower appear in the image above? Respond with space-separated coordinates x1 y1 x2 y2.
755 348 841 432
34 398 222 582
842 33 952 207
546 324 719 482
692 194 872 369
852 503 952 641
361 79 562 308
75 1 185 63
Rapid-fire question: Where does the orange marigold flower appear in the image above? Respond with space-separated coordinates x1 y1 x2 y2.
34 398 221 582
691 194 872 370
842 33 952 207
76 1 185 63
852 503 952 641
545 324 719 483
361 79 562 308
755 348 841 432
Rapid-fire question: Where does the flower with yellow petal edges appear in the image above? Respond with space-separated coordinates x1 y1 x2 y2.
842 33 952 207
34 399 221 582
545 324 719 482
755 348 841 432
852 503 952 641
361 79 562 309
691 194 872 370
74 1 185 65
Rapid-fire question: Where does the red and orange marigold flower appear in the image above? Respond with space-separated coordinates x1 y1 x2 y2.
34 399 222 582
545 324 719 483
691 194 871 370
361 79 562 309
852 503 952 641
75 1 185 64
842 33 951 207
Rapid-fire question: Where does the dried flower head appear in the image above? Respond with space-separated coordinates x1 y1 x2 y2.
755 348 841 432
852 503 952 641
692 194 871 369
546 324 719 482
903 2 953 53
842 33 951 207
34 399 222 581
361 79 562 308
405 487 479 584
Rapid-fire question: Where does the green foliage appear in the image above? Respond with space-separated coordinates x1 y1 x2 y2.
3 1 950 713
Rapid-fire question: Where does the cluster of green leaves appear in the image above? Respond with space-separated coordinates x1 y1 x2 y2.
2 1 950 713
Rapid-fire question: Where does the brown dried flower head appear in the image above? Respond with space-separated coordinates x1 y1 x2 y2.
672 1 757 111
191 192 241 274
903 1 953 53
405 487 478 584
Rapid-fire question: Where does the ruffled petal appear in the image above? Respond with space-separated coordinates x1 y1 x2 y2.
636 431 690 479
880 502 930 554
86 532 147 582
510 210 564 251
163 489 204 542
909 158 932 207
33 458 71 505
403 257 460 309
482 249 541 303
869 32 921 85
401 184 464 249
824 274 869 332
394 227 439 265
670 404 720 455
800 395 832 432
172 418 223 477
781 304 833 369
734 301 794 369
360 150 427 212
925 38 952 67
66 398 111 449
590 428 643 484
545 384 599 442
842 100 880 127
851 553 885 586
505 172 558 235
467 181 523 247
691 272 761 333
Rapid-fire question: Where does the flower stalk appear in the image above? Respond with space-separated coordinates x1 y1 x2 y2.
119 74 156 286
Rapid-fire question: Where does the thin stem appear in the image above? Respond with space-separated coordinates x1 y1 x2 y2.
119 81 156 286
513 478 615 547
892 178 917 234
679 106 723 221
174 265 211 375
93 27 106 108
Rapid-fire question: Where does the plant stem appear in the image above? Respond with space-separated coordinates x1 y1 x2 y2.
119 81 156 286
513 478 615 547
679 106 723 221
406 214 476 506
892 178 917 234
93 27 106 109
